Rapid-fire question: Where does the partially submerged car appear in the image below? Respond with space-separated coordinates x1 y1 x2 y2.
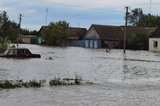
0 48 41 58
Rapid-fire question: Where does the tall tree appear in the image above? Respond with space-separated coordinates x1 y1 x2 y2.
143 14 160 27
0 11 19 42
21 29 30 35
128 8 160 27
0 11 10 38
30 30 38 35
42 20 69 46
128 8 145 27
7 21 19 42
21 29 38 35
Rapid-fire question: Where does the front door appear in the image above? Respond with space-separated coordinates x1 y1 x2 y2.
85 40 89 47
94 41 98 48
90 40 93 48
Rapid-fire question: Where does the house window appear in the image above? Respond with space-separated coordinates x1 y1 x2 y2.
153 41 158 48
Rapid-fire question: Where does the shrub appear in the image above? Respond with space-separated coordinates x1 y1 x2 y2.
0 37 9 53
0 79 43 89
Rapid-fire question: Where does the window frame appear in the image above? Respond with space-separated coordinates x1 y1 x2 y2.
153 41 158 49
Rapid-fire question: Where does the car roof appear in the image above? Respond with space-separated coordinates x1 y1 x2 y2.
8 48 29 50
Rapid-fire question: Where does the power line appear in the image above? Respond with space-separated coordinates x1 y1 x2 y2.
28 0 124 13
23 16 44 25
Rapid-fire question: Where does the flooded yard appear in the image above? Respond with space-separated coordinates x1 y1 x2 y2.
1 44 160 106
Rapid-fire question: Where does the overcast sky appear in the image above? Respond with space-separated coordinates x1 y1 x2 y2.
0 0 160 31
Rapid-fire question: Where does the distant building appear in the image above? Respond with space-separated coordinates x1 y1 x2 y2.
37 26 87 47
21 35 37 44
149 27 160 52
83 24 147 49
66 27 87 47
37 26 47 45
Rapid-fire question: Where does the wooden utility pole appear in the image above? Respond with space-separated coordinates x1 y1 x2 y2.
45 9 48 25
17 14 22 48
150 0 152 13
124 6 129 54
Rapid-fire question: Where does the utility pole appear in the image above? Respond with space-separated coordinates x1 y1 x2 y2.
150 0 152 14
17 14 22 48
124 6 129 54
45 9 48 25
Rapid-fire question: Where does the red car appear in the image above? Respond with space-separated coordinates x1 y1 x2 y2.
0 48 41 58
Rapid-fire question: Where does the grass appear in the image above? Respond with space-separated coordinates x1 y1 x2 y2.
0 79 43 89
49 77 66 86
49 74 82 86
74 74 82 85
0 80 16 89
0 75 92 89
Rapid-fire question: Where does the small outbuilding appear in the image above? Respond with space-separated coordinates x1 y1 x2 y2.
149 27 160 52
21 35 37 44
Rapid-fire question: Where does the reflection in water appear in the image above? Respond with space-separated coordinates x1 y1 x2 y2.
1 44 160 106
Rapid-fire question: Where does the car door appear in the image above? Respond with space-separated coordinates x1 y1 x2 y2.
17 49 26 57
24 49 32 57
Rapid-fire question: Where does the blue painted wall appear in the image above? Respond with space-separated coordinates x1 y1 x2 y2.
37 37 42 45
82 38 101 48
31 39 37 44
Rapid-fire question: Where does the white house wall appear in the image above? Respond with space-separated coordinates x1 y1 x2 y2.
149 38 160 52
85 27 100 38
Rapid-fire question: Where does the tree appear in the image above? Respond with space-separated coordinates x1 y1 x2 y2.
30 30 38 35
21 29 30 35
21 29 38 35
128 8 145 27
128 8 160 27
6 21 19 42
127 32 150 50
0 11 19 42
0 37 9 53
143 14 160 27
42 21 69 46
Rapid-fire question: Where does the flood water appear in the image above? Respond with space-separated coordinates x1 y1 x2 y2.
1 44 160 106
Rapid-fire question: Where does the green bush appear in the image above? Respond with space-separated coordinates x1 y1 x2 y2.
0 37 9 53
49 75 82 86
0 79 43 89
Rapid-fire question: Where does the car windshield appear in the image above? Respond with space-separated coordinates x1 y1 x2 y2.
3 49 9 55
